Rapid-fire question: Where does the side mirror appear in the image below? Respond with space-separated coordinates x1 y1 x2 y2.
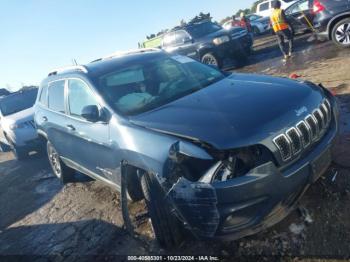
81 105 100 122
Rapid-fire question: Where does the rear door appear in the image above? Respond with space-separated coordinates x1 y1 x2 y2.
64 78 115 180
162 31 199 60
285 0 314 32
41 79 70 157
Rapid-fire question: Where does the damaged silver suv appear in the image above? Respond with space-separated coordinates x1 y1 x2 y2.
34 49 339 247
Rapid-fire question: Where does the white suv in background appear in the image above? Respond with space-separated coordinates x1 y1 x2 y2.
256 0 297 17
0 88 42 159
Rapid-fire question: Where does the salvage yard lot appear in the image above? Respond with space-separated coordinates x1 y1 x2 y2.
1 35 350 260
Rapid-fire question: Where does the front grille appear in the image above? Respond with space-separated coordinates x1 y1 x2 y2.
273 99 332 162
306 115 318 141
273 135 292 161
296 121 311 147
231 30 248 39
313 109 324 131
286 128 302 154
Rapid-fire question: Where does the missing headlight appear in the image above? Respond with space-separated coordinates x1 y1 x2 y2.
203 145 274 183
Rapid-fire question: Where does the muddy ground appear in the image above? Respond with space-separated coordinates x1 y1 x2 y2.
0 34 350 261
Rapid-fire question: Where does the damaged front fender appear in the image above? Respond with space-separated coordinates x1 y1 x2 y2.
167 177 220 238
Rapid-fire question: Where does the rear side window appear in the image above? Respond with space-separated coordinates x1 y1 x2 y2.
39 84 48 106
259 2 270 11
48 80 65 113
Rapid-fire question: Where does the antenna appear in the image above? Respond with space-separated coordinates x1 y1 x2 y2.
72 59 78 66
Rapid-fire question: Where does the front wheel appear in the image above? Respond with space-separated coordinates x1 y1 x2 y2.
47 141 75 184
141 173 183 248
201 52 222 68
332 18 350 48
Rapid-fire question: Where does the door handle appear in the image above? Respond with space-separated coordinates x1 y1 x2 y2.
66 124 76 131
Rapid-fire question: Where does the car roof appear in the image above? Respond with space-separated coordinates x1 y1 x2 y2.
44 49 167 82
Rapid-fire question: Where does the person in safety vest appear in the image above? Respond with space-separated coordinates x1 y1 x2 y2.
270 0 293 60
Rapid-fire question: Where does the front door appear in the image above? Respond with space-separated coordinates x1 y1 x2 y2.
64 78 115 181
286 0 314 33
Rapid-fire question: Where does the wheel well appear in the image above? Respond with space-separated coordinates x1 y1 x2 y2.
124 164 145 201
38 133 47 142
199 48 215 60
328 14 350 39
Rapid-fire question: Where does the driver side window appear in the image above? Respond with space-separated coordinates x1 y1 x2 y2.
68 79 99 118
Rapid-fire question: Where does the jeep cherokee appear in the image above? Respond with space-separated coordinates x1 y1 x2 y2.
34 49 339 248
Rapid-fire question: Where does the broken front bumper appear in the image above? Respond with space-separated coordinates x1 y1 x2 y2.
168 113 338 240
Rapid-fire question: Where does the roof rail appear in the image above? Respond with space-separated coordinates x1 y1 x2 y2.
48 65 88 77
90 48 160 63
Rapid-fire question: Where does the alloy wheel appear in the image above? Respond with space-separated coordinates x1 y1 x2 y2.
48 145 62 178
203 55 218 66
335 23 350 45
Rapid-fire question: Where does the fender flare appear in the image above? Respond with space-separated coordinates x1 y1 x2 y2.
327 12 350 39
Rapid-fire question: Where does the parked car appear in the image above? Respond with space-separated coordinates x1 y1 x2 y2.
285 0 314 34
311 0 350 48
0 88 42 159
160 21 253 68
0 88 10 97
256 0 297 17
35 49 339 248
246 14 272 34
223 17 270 35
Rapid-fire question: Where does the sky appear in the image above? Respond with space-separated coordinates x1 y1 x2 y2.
0 0 256 90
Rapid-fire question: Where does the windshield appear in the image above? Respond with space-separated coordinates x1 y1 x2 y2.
0 89 38 116
248 15 262 21
186 22 222 38
92 55 225 116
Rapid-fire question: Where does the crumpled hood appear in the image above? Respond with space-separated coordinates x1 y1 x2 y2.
130 73 326 149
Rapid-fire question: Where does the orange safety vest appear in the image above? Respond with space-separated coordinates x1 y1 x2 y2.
270 9 289 32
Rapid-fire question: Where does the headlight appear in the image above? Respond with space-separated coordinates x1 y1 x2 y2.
213 35 230 45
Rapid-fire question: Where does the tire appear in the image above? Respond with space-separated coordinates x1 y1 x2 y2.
201 52 222 68
141 173 183 248
47 141 75 184
125 166 144 202
331 18 350 48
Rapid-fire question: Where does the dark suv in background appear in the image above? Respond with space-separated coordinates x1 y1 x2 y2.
161 20 253 68
35 50 338 248
311 0 350 47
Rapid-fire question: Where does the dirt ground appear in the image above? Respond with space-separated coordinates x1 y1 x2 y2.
0 34 350 261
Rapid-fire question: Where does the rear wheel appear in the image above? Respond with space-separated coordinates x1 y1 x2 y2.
201 52 222 68
331 18 350 48
47 141 75 184
141 172 183 248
